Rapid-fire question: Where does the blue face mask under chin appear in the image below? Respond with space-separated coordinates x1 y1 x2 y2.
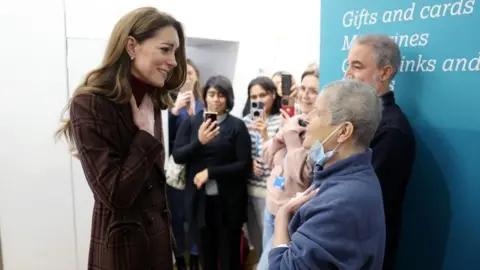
308 125 344 167
309 140 336 167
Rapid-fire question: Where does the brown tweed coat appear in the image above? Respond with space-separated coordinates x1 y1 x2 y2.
71 93 173 270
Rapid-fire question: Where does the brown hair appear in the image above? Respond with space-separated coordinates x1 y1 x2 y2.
55 7 187 152
186 58 202 102
301 68 319 81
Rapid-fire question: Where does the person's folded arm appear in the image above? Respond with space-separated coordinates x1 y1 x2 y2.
268 199 357 270
71 94 161 211
208 121 252 179
282 129 303 150
261 136 285 169
172 115 202 165
283 130 313 190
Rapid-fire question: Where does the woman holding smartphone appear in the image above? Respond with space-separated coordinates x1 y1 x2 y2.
271 71 296 99
167 58 203 270
241 76 282 262
172 75 252 270
270 71 302 116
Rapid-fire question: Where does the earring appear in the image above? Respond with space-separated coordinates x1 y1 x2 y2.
130 55 135 60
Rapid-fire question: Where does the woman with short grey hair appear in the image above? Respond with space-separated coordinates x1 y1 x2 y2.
267 79 386 270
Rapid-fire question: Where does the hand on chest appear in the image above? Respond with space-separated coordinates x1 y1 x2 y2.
112 104 164 146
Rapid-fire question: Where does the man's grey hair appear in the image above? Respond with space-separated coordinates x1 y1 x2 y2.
354 34 401 80
322 79 382 148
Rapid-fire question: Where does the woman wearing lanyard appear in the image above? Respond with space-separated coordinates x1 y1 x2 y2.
257 68 320 270
242 76 282 262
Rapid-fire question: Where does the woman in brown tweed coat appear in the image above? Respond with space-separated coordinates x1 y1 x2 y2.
55 7 187 270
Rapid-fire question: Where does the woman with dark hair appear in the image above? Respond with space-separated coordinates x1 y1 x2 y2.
167 58 203 270
172 75 252 270
242 76 282 116
241 76 283 261
55 7 186 270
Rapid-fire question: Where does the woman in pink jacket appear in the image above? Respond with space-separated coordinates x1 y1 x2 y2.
257 69 320 269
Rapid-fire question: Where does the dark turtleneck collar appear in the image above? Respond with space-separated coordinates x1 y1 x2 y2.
130 75 156 106
380 91 395 107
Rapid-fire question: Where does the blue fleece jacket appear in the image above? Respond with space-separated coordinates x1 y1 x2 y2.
268 150 385 270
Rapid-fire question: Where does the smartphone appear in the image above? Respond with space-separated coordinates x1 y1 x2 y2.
250 101 264 120
280 74 294 116
281 74 292 96
204 112 218 123
281 97 295 117
298 119 309 127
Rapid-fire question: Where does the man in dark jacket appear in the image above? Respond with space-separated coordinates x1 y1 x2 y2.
345 34 416 270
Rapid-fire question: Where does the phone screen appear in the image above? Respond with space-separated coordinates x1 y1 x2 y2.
204 112 218 123
281 74 292 96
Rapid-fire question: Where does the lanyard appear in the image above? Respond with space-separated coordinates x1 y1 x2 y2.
255 132 261 157
281 150 288 177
